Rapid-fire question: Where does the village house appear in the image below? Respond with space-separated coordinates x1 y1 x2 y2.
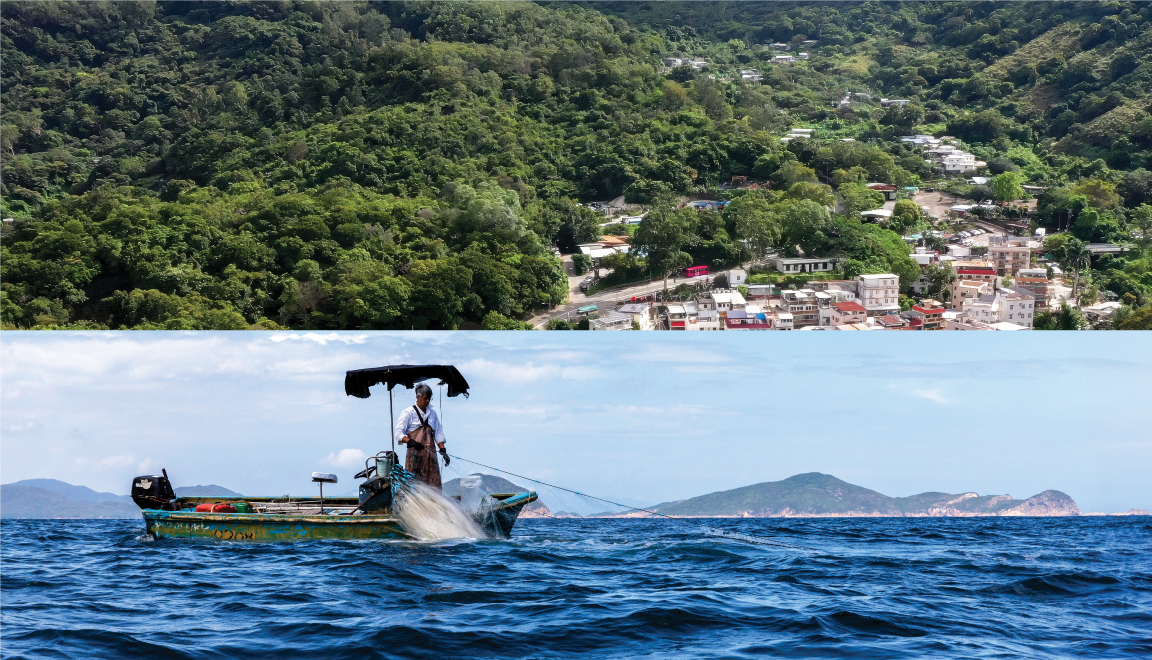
777 289 821 327
856 274 901 316
617 303 656 331
988 235 1040 276
772 256 840 274
745 283 776 299
906 302 946 330
724 269 748 287
828 301 868 326
867 183 899 200
698 289 747 321
860 208 893 223
950 260 997 309
961 289 1036 329
816 286 860 326
696 309 722 330
589 310 633 331
664 301 698 330
774 310 794 330
1014 267 1049 308
725 309 774 330
875 314 909 329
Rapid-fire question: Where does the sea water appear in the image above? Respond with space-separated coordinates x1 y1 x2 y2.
394 481 487 541
1 517 1149 659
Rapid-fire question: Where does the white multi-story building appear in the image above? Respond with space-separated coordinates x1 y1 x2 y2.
777 289 820 327
960 289 1036 329
856 274 901 316
698 289 747 315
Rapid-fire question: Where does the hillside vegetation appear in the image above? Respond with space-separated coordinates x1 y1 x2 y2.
3 1 1152 329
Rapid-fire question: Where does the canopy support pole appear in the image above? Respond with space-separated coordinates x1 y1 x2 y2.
389 389 395 454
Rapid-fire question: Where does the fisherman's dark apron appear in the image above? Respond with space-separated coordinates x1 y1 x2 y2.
404 406 442 489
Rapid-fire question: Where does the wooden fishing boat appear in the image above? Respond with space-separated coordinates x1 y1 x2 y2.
132 365 538 541
140 491 538 541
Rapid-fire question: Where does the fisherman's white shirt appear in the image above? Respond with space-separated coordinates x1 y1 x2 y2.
394 404 446 445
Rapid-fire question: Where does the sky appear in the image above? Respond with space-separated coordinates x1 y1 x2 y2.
1 331 1150 514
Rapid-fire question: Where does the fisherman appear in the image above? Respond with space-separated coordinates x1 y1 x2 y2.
396 383 450 489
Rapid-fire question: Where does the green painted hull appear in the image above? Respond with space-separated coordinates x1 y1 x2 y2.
141 491 538 541
143 510 409 541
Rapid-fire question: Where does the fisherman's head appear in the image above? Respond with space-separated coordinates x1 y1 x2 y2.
415 383 432 408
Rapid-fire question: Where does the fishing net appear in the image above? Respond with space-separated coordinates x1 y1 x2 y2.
388 462 487 540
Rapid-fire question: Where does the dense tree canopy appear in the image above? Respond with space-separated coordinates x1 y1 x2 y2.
2 1 1152 328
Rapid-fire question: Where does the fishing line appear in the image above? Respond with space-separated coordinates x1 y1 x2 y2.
448 454 819 552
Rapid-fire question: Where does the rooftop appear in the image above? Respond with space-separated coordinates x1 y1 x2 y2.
833 301 867 313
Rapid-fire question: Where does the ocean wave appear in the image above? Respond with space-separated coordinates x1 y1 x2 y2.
2 518 1149 659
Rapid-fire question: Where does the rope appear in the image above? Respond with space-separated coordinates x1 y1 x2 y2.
447 454 819 552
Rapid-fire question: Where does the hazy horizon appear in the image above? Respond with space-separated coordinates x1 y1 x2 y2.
2 331 1149 513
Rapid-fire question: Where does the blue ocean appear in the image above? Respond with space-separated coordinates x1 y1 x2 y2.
2 517 1149 659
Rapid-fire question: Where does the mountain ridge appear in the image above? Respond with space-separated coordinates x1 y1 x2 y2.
592 473 1085 518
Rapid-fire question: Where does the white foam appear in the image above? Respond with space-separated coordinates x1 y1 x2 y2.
395 481 488 541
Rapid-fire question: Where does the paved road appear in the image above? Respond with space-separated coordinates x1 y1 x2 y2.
529 273 713 328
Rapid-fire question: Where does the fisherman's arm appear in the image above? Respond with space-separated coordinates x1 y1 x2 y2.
395 409 411 445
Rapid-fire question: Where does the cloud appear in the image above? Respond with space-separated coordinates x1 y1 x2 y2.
99 453 137 468
912 389 950 405
138 457 157 473
6 422 36 433
459 359 604 383
268 333 368 346
326 448 368 468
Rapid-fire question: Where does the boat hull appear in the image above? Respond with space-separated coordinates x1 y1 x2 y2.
141 490 538 541
143 510 409 541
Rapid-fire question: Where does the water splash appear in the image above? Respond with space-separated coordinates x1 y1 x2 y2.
394 481 488 541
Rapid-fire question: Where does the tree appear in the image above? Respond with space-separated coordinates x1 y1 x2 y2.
889 199 922 234
1072 179 1121 210
632 201 694 292
991 172 1026 202
724 195 781 267
1131 204 1152 255
571 253 593 275
481 311 533 330
772 160 818 188
1115 307 1152 330
921 262 955 300
1035 302 1087 330
778 200 835 257
838 183 886 217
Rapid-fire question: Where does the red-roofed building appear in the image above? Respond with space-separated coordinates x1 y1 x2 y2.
876 314 909 329
829 301 867 326
907 304 946 330
866 183 899 200
950 260 997 309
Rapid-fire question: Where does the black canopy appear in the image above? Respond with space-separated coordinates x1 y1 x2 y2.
344 365 470 399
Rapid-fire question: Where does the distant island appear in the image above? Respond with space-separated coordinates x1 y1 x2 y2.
0 479 240 519
586 473 1094 518
3 473 1147 519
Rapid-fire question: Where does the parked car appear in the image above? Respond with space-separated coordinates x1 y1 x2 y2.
580 276 593 292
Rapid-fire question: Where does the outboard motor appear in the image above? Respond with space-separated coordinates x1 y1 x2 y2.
131 469 177 510
355 451 397 514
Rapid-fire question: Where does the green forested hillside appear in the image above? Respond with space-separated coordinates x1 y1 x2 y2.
3 1 1151 329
